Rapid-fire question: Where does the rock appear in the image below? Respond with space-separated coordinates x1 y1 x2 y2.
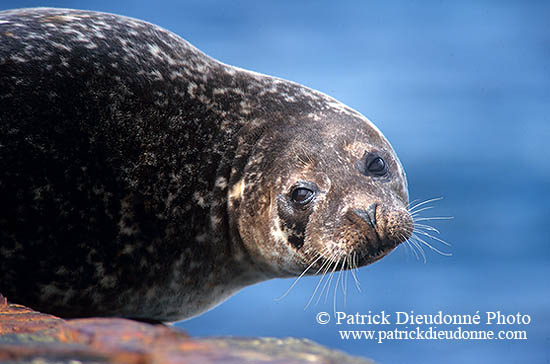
0 293 374 364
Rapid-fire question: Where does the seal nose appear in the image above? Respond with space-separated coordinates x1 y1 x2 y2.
354 203 378 229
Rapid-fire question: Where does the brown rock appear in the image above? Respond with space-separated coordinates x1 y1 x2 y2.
0 293 374 364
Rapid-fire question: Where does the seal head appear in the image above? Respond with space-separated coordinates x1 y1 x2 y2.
231 107 412 278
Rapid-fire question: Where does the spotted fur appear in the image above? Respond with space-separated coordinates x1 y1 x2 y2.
0 8 412 321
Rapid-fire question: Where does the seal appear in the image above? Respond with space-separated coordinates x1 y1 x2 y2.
0 8 413 321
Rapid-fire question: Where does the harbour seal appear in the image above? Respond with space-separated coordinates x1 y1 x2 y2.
0 8 413 321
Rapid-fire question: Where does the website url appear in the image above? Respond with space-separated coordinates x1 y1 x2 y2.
339 326 527 343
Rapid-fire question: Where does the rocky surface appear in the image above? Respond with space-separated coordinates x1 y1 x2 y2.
0 294 374 364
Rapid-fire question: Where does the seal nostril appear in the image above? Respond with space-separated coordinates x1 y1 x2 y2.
366 203 377 228
354 203 378 229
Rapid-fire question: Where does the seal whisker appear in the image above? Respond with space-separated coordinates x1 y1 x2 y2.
306 253 336 309
401 196 453 264
319 256 340 305
343 255 350 298
343 268 348 307
326 256 343 305
410 205 437 217
408 236 427 263
407 199 420 210
312 249 334 276
342 256 348 293
304 252 336 310
317 256 336 296
316 254 338 306
336 257 350 313
411 233 452 256
294 143 313 168
398 232 416 260
399 231 415 260
276 251 326 301
406 240 421 261
414 229 452 247
408 197 443 213
292 142 315 167
414 216 454 222
414 223 441 234
350 252 361 292
333 259 346 315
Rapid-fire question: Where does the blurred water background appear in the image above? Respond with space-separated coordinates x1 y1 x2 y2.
2 1 548 362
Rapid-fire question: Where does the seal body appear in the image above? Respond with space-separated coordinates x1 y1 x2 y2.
0 8 413 321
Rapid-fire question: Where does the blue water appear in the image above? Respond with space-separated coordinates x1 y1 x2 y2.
2 1 548 362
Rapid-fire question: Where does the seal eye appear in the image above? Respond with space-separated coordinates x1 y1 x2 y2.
291 187 314 205
365 154 388 176
367 156 387 175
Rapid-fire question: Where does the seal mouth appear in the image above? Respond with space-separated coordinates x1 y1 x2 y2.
294 206 414 274
298 234 406 275
325 206 414 269
354 237 402 267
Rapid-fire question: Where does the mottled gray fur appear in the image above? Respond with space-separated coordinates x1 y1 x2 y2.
0 8 412 321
